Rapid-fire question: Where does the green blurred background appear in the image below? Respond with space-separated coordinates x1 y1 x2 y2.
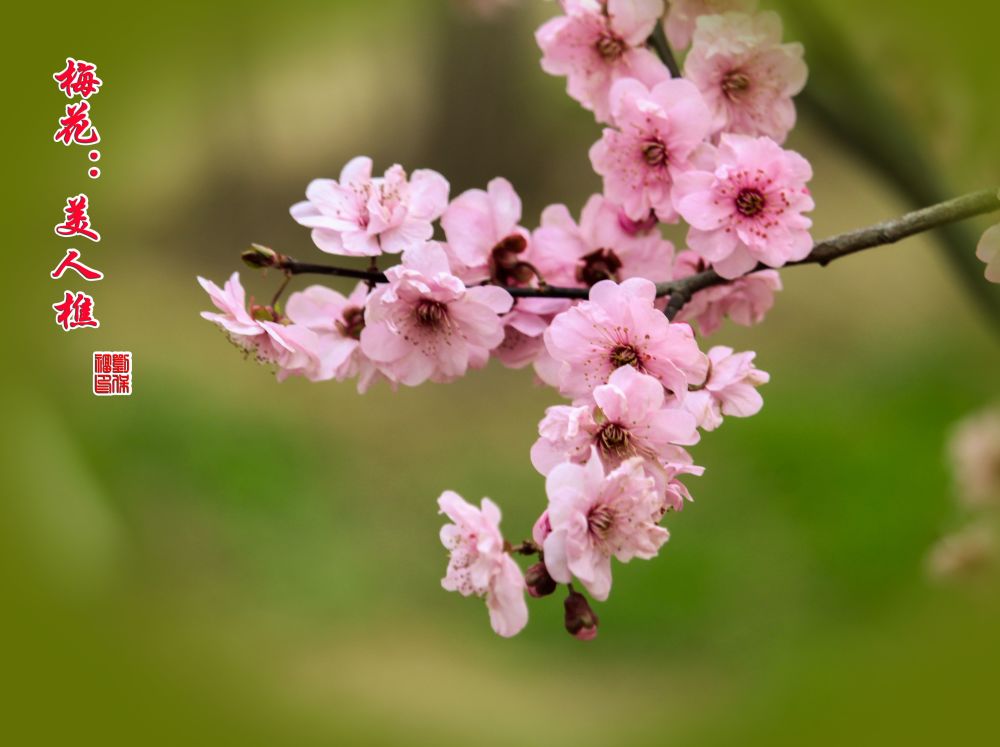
4 1 999 744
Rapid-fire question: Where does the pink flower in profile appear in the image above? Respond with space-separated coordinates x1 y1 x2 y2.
536 0 670 123
284 282 382 392
671 250 781 335
977 223 1000 284
663 0 757 50
198 272 321 381
544 278 708 400
590 77 714 222
438 491 528 638
441 177 530 281
531 365 699 475
531 194 676 288
684 11 807 144
660 461 703 513
290 157 449 257
683 345 768 431
543 449 669 601
672 133 814 278
360 242 513 386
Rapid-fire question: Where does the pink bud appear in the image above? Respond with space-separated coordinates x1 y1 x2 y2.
525 562 557 598
564 589 599 640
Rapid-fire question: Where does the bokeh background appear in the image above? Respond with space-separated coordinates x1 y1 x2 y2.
4 1 999 744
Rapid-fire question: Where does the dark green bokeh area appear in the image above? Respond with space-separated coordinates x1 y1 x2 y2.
3 1 999 745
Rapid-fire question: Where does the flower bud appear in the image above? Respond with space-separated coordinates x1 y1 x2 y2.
563 589 599 640
525 562 557 598
249 303 280 322
242 243 279 269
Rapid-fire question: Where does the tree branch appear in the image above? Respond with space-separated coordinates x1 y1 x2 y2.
649 23 681 78
659 186 1000 319
253 187 999 317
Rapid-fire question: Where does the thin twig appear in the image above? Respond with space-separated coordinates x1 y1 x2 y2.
277 258 388 283
270 272 292 308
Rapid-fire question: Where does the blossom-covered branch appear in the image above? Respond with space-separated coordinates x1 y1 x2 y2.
253 186 1000 313
660 186 1000 318
199 0 1000 641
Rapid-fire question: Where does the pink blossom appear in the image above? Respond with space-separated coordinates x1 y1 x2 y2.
198 272 321 381
544 278 708 400
543 450 669 601
977 223 1000 284
672 249 781 335
531 405 596 474
440 178 575 370
927 523 996 581
360 242 513 386
684 11 807 144
683 345 768 431
491 304 555 369
672 133 813 278
948 405 1000 510
533 347 567 389
531 365 699 475
536 0 671 123
590 77 714 222
531 194 676 288
438 491 528 637
290 157 449 257
663 0 757 50
660 461 703 513
440 177 530 279
284 282 382 392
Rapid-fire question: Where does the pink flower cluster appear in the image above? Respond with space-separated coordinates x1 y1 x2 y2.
200 0 815 639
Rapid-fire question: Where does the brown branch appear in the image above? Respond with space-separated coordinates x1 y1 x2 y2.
659 187 1000 319
247 187 999 316
649 23 681 78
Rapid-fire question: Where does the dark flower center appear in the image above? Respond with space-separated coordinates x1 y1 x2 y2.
722 70 751 98
336 305 365 340
598 422 631 455
489 233 536 286
735 188 766 217
642 140 668 167
588 505 615 536
595 34 625 61
610 344 640 369
577 248 623 286
415 299 448 328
